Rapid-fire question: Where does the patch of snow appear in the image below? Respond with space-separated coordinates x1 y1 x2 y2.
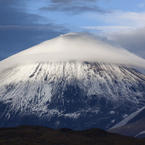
110 107 145 129
136 130 145 137
64 113 80 119
110 111 115 115
111 120 115 123
123 114 128 119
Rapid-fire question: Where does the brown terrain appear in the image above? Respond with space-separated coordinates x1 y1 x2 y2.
0 126 144 145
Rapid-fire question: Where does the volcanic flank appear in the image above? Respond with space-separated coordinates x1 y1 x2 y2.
0 33 145 130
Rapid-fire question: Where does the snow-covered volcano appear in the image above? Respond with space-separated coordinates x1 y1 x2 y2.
0 33 145 129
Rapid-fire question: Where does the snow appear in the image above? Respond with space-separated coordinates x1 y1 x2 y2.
136 130 145 137
0 33 145 72
123 114 128 119
0 61 145 121
64 113 80 119
110 107 145 129
0 33 145 128
109 111 115 115
111 120 115 123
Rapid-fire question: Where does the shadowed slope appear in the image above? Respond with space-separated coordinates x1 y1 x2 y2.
109 108 145 137
0 62 145 129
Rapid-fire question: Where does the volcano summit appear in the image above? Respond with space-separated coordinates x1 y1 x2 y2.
0 33 145 129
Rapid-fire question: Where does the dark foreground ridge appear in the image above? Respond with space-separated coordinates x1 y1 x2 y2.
0 126 144 145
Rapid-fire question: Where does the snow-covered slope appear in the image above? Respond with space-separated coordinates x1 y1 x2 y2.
110 107 145 129
136 130 145 138
0 61 145 129
109 107 145 137
0 33 145 129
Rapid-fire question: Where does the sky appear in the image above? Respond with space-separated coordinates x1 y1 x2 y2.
0 0 145 60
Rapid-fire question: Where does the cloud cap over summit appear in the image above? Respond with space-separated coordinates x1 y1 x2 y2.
0 33 145 71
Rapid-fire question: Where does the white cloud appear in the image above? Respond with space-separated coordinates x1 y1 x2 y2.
106 27 145 59
83 11 145 33
0 33 145 71
83 25 135 33
82 10 145 60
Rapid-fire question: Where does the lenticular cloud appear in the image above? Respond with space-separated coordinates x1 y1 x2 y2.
0 32 145 71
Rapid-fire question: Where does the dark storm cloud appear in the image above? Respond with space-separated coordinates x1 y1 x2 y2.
51 0 97 3
0 0 41 25
0 25 68 60
41 5 106 14
0 0 68 60
41 5 105 14
41 0 107 14
0 24 68 60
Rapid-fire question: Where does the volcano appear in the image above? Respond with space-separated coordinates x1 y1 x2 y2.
0 33 145 130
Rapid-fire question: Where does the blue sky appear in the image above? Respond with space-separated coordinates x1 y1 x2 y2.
0 0 145 60
24 0 145 31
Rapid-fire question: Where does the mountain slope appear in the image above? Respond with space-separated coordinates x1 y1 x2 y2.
109 107 145 137
0 61 145 129
0 33 145 130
